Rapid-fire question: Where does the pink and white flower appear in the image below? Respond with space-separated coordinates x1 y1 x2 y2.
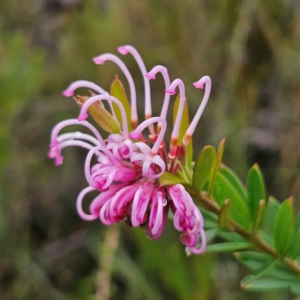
48 45 212 254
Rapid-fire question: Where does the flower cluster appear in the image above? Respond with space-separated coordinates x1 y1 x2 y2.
48 45 211 254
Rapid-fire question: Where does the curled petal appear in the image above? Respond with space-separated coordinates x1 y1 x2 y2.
180 232 199 247
99 200 115 225
131 152 165 178
109 183 140 222
168 184 193 216
131 182 154 227
90 184 125 216
76 187 98 221
107 135 137 160
188 229 207 254
148 188 168 238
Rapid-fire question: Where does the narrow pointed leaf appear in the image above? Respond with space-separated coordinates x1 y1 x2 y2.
205 228 219 243
193 146 216 193
75 95 121 134
235 251 298 281
247 164 266 221
273 197 294 255
266 197 280 233
205 242 251 253
110 76 132 132
159 172 185 187
173 95 193 167
291 282 300 295
252 200 266 235
286 230 300 259
287 212 300 259
201 207 219 229
208 138 225 196
242 278 292 292
220 164 247 202
212 172 251 229
218 199 231 230
234 251 272 271
218 231 247 242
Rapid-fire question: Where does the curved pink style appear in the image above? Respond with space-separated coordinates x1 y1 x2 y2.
146 65 171 132
165 79 186 157
183 76 211 147
93 53 138 127
129 117 167 154
131 182 154 227
49 119 105 148
62 80 108 97
78 94 129 139
118 45 152 122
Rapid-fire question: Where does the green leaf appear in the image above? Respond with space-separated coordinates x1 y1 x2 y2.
235 251 298 281
200 207 219 229
266 197 280 233
241 278 293 292
219 164 247 202
208 138 225 196
247 164 266 221
205 228 219 243
205 242 251 253
212 172 251 229
235 251 272 271
173 95 193 167
159 172 185 187
286 230 300 259
273 197 294 255
75 95 121 134
218 199 231 230
218 231 247 243
193 146 216 194
110 76 132 132
252 200 266 235
287 213 300 259
291 282 300 295
259 231 274 247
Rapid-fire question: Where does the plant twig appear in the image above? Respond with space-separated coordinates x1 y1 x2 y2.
188 189 300 275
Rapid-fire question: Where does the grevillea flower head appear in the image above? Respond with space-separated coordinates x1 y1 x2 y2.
48 45 212 255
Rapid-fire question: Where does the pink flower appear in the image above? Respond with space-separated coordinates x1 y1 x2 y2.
49 45 212 254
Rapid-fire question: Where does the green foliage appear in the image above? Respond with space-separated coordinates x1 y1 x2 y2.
110 76 133 132
208 138 225 196
193 145 216 193
192 140 300 294
273 198 294 255
247 164 266 221
159 172 185 187
76 95 121 134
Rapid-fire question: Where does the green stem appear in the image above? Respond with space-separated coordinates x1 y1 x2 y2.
188 189 300 275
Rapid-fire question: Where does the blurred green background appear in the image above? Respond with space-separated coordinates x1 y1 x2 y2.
1 0 300 299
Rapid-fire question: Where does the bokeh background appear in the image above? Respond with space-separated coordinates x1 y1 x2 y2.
1 0 300 299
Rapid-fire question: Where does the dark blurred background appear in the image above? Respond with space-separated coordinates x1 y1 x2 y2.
1 0 300 299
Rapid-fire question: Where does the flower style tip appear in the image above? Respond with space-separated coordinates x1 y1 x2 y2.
193 75 211 89
165 88 176 95
62 89 74 97
145 73 156 80
78 112 89 121
129 131 141 140
117 46 129 55
193 82 203 89
93 57 105 65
